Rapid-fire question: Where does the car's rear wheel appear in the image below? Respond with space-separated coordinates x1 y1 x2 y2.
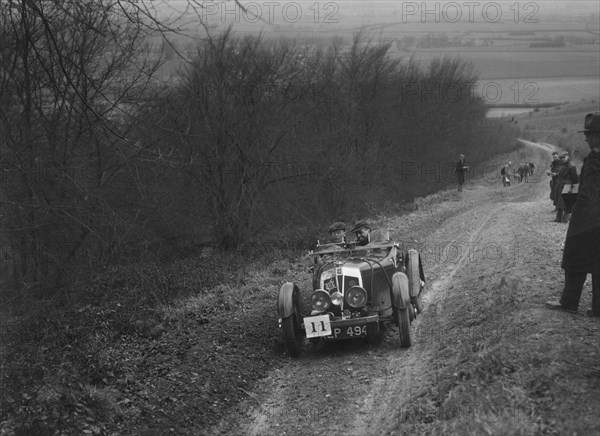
282 315 303 357
394 306 411 348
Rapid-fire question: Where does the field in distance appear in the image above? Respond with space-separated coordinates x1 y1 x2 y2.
401 47 599 81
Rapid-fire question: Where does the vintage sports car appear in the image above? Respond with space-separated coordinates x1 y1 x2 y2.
277 232 425 357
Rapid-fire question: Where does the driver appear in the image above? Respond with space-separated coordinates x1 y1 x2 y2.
351 220 372 246
327 222 346 244
312 222 346 266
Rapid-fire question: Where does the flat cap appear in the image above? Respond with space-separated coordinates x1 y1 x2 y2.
351 220 372 233
328 222 346 233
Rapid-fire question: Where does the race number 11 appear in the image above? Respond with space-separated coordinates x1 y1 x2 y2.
305 315 332 338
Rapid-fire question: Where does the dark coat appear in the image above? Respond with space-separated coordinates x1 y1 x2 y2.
549 159 562 201
455 159 467 184
553 162 578 209
561 149 600 273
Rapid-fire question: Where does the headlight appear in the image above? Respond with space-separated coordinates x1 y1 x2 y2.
311 289 331 312
346 286 367 308
330 291 343 306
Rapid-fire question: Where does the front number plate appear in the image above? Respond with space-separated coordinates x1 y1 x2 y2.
328 325 367 339
304 315 332 338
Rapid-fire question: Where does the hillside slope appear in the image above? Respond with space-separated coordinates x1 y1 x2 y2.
3 138 598 436
208 141 600 436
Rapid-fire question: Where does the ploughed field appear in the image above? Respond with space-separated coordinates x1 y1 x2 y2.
406 48 600 82
403 48 600 106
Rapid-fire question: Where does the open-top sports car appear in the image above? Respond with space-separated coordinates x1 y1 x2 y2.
277 234 425 357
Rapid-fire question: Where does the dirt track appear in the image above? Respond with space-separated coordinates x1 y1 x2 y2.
206 141 600 436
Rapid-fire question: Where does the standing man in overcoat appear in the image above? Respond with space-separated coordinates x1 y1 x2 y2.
455 154 469 192
546 112 600 316
553 151 578 223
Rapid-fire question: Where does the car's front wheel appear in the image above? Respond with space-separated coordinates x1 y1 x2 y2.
394 306 411 348
391 272 412 348
282 315 303 357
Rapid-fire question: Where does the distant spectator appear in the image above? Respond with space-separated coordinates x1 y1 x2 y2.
546 112 600 317
546 151 561 211
517 162 533 183
454 154 469 192
500 161 511 187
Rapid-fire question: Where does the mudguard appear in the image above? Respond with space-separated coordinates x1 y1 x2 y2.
277 282 300 319
391 272 411 310
407 249 423 298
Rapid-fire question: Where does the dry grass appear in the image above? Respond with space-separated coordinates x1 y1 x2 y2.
413 190 462 210
518 100 600 158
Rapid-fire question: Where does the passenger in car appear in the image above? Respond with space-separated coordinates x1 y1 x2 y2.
350 221 391 246
351 220 372 246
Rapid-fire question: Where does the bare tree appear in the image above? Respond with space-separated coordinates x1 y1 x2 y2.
1 1 495 292
0 0 160 291
141 31 316 249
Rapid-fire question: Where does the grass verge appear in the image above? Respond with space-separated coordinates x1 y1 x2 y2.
1 251 308 435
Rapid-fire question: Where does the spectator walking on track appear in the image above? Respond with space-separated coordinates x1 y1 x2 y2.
500 161 511 187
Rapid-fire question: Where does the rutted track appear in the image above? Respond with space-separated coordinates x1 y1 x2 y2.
350 203 508 435
206 141 598 436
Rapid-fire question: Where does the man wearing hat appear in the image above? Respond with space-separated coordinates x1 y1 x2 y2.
546 112 600 316
351 220 372 246
327 222 346 244
552 151 578 223
547 151 561 210
312 222 346 264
